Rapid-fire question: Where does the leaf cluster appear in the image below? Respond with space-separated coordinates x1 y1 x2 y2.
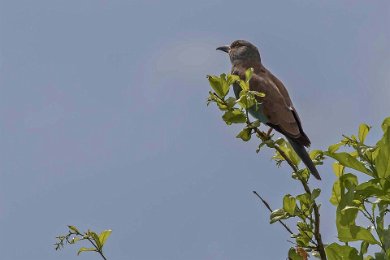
324 118 390 259
55 225 112 259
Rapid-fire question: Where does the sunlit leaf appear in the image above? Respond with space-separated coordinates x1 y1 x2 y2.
222 109 246 125
337 224 379 244
227 74 240 86
360 241 369 256
207 74 229 98
245 67 254 82
325 243 361 260
225 97 236 109
236 91 256 109
309 150 323 160
88 231 102 250
325 152 373 176
332 162 345 177
328 142 344 153
288 247 304 260
381 117 390 132
68 225 80 234
99 230 112 247
270 208 288 224
340 173 358 190
311 188 321 200
330 180 341 206
358 124 370 143
236 128 252 141
375 128 390 178
77 247 97 255
355 180 383 199
283 194 296 215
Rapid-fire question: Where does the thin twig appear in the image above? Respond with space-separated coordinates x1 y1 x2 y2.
252 191 294 235
86 238 108 260
251 125 327 259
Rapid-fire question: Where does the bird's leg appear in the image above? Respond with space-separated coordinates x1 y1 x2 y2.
266 128 273 137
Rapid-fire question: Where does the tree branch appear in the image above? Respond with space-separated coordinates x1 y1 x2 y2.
252 191 294 235
252 125 327 259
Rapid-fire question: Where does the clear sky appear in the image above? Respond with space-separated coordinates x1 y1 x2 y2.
0 1 389 259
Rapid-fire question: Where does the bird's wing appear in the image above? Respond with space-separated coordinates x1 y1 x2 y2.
262 69 310 146
248 74 301 138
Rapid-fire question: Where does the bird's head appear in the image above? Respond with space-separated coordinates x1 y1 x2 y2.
217 40 261 65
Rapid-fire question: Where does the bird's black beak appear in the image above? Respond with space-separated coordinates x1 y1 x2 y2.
216 45 230 53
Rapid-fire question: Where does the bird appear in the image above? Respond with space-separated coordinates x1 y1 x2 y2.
216 40 321 180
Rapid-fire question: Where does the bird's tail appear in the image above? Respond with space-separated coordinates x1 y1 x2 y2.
287 138 321 180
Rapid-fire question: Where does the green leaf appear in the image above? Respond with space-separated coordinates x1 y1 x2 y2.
328 142 344 153
225 97 236 109
249 120 260 128
245 67 254 82
207 74 229 98
309 149 323 160
227 74 240 86
251 90 265 98
288 247 304 260
99 230 112 247
238 79 249 91
358 124 370 143
70 237 80 244
360 241 369 256
296 193 311 206
77 247 97 255
236 91 256 109
330 179 342 206
375 128 390 178
274 139 300 166
286 142 301 166
332 162 345 177
325 243 361 260
340 173 358 190
325 151 373 176
311 188 321 200
283 195 296 215
381 117 390 132
68 225 80 234
381 226 390 251
236 128 252 141
88 231 102 250
270 208 288 224
337 224 379 244
222 109 246 125
355 180 383 199
373 252 387 260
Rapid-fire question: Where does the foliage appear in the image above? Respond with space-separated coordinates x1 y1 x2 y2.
324 119 390 259
55 225 111 260
207 70 390 260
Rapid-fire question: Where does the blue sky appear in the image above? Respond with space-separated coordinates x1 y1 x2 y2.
0 1 389 259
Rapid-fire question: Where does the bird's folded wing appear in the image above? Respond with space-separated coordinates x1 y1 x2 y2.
248 74 301 138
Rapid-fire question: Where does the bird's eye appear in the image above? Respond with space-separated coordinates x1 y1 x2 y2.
231 41 241 48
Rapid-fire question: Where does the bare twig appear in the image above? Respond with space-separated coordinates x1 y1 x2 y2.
251 125 327 259
252 191 294 235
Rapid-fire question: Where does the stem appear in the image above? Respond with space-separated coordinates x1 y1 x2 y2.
252 191 294 235
87 238 108 260
362 204 387 253
252 126 327 259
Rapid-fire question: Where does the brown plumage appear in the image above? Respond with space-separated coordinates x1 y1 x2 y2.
232 63 311 147
217 40 321 180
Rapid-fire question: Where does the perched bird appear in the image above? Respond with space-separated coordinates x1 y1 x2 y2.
217 40 321 180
